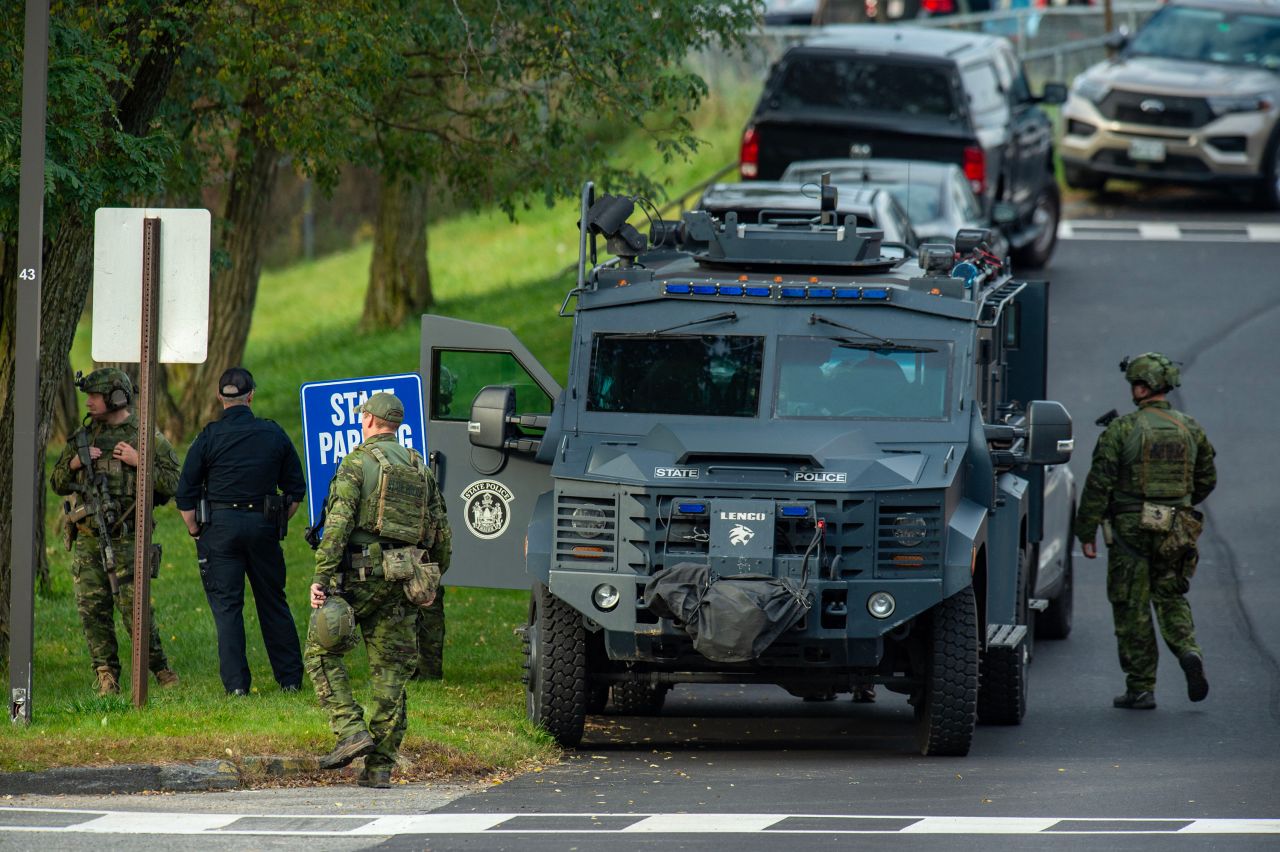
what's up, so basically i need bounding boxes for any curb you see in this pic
[0,755,321,796]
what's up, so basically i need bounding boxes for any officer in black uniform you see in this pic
[176,367,307,695]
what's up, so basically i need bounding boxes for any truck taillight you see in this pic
[921,0,955,13]
[739,127,759,179]
[963,146,986,195]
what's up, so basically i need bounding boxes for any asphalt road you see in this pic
[4,189,1279,851]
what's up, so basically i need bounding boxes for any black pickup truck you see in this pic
[740,24,1066,268]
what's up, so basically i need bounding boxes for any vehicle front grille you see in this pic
[1099,91,1212,129]
[554,493,618,565]
[875,502,944,575]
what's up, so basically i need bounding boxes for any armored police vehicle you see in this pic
[420,181,1076,756]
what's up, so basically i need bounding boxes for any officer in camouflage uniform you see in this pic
[305,393,452,787]
[50,368,181,696]
[1074,353,1216,710]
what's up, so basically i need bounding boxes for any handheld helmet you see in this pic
[309,596,357,653]
[1120,353,1181,393]
[76,368,133,411]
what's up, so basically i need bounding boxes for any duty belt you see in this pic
[347,543,412,580]
[210,500,262,511]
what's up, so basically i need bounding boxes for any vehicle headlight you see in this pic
[593,584,621,612]
[1071,76,1109,106]
[868,592,896,619]
[893,514,929,548]
[1207,93,1273,117]
[570,506,608,539]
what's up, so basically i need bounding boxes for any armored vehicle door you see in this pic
[420,316,560,589]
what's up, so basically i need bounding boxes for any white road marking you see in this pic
[2,808,1278,836]
[1059,220,1280,242]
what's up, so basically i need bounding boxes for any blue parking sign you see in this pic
[299,373,426,526]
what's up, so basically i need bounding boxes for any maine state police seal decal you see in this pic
[461,479,514,540]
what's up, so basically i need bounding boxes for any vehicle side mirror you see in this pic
[991,202,1019,226]
[1025,400,1073,465]
[469,385,516,451]
[1040,82,1067,105]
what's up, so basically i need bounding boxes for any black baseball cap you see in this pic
[218,367,255,398]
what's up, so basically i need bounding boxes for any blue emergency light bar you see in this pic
[779,504,810,518]
[662,283,893,302]
[676,502,707,515]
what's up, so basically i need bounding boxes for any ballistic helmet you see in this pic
[1121,352,1180,393]
[76,369,133,411]
[309,596,357,652]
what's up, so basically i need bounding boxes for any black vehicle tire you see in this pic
[914,586,979,756]
[1037,505,1076,640]
[525,583,587,747]
[1063,162,1106,192]
[586,683,610,714]
[1253,128,1280,210]
[610,681,670,716]
[1011,181,1060,270]
[978,551,1030,726]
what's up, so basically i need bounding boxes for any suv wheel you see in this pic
[1064,163,1106,192]
[1255,130,1280,210]
[1011,182,1060,270]
[525,583,587,747]
[914,587,979,756]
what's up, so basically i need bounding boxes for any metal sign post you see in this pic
[9,0,50,726]
[130,218,161,707]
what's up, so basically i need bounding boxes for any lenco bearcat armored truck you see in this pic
[419,181,1076,756]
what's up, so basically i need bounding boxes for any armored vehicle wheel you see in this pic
[978,552,1030,726]
[610,681,670,716]
[1037,507,1075,640]
[914,586,979,756]
[525,583,587,747]
[586,682,610,714]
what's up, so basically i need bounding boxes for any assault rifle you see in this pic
[65,430,121,587]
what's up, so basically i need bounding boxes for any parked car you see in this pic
[1060,0,1280,207]
[781,158,1012,258]
[697,182,920,252]
[739,24,1066,267]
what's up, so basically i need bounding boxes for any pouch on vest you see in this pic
[1158,507,1204,562]
[381,545,419,582]
[404,558,441,607]
[361,445,429,544]
[1139,501,1176,533]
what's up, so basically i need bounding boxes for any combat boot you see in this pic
[317,730,375,770]
[1113,690,1156,710]
[95,666,119,696]
[155,669,180,688]
[1179,651,1209,702]
[357,766,392,788]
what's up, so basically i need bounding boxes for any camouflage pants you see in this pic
[415,585,445,679]
[71,536,169,681]
[1107,515,1200,694]
[304,579,416,771]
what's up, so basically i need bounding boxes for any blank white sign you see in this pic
[92,208,211,364]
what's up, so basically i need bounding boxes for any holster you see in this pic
[264,494,287,540]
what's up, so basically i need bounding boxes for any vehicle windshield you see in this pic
[772,57,961,120]
[1129,6,1280,68]
[775,336,952,419]
[587,334,764,417]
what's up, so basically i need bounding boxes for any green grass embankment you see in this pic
[1,90,756,777]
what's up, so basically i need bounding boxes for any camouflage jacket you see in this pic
[312,432,452,588]
[50,413,181,538]
[1074,400,1216,544]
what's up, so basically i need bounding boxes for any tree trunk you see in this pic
[51,359,80,445]
[361,172,432,330]
[177,125,280,431]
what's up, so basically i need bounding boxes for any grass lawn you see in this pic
[0,88,756,777]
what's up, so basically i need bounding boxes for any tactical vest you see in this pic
[353,441,431,545]
[1120,406,1195,503]
[76,426,137,537]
